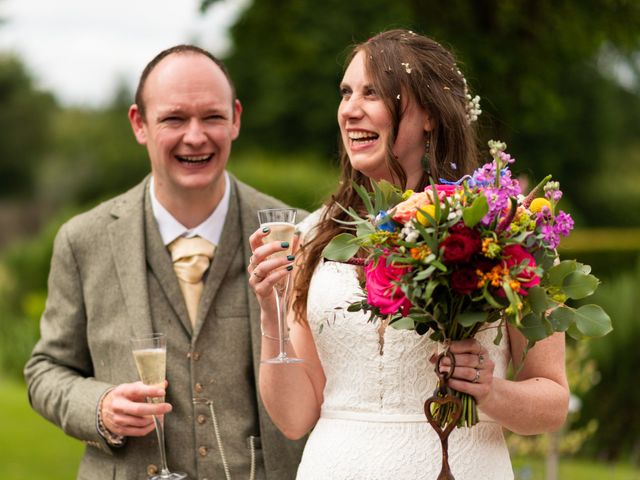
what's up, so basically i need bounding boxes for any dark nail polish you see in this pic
[286,265,293,271]
[281,241,289,248]
[287,255,295,261]
[262,227,270,233]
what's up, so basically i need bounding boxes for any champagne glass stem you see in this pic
[274,280,288,357]
[152,415,172,478]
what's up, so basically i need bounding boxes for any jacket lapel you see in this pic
[107,178,154,339]
[143,191,193,336]
[194,179,243,338]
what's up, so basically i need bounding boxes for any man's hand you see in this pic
[101,381,172,437]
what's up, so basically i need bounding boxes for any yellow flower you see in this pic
[529,197,552,214]
[416,204,437,226]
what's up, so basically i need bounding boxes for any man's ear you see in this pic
[128,104,147,145]
[231,99,242,140]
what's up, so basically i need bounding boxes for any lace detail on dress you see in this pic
[295,209,514,480]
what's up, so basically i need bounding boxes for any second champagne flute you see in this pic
[258,208,303,364]
[131,333,187,480]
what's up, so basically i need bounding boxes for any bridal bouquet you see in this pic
[323,140,612,427]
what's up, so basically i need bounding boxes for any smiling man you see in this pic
[25,45,305,480]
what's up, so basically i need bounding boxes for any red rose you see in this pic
[365,256,412,316]
[499,244,540,295]
[439,225,481,264]
[451,266,480,295]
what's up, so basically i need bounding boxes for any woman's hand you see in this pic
[430,338,495,406]
[247,227,298,325]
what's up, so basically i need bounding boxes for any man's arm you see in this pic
[24,223,117,452]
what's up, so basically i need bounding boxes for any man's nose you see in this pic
[183,119,207,145]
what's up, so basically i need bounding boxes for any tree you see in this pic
[0,55,56,197]
[201,0,640,226]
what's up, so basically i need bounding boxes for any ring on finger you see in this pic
[478,353,485,366]
[472,368,481,383]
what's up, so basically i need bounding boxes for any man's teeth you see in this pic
[177,154,211,163]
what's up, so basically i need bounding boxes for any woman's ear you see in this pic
[423,111,435,133]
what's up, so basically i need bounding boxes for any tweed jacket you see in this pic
[24,174,306,480]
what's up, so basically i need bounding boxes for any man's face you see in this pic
[129,52,241,207]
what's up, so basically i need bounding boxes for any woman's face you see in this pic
[337,50,433,188]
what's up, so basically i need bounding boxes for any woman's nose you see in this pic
[339,96,364,120]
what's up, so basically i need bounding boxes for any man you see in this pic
[24,45,305,480]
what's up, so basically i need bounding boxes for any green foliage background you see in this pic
[0,0,639,472]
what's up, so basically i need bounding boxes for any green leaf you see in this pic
[322,233,359,261]
[574,304,613,338]
[462,194,489,228]
[547,305,575,332]
[527,285,552,314]
[356,221,375,237]
[562,272,600,299]
[519,313,550,343]
[546,260,578,286]
[457,311,486,327]
[353,182,374,215]
[390,316,415,330]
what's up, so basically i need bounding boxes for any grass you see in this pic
[512,457,640,479]
[0,377,83,480]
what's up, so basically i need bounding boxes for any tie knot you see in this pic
[168,236,216,262]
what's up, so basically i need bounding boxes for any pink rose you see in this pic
[365,256,412,316]
[425,184,458,198]
[499,244,540,296]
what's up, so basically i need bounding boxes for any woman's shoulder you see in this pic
[296,206,327,239]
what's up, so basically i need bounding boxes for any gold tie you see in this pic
[168,236,216,327]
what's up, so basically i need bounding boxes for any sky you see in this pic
[0,0,249,107]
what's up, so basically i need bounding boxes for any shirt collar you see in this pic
[149,172,230,246]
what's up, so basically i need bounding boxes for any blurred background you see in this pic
[0,1,639,479]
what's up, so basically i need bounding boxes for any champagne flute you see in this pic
[258,208,303,364]
[131,333,187,480]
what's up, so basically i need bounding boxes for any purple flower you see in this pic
[555,210,574,236]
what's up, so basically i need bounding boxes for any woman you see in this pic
[248,30,569,480]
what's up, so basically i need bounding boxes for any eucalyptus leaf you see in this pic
[527,286,552,314]
[546,260,577,286]
[574,304,613,337]
[322,233,359,261]
[391,316,415,330]
[547,305,575,332]
[356,221,376,237]
[457,311,486,327]
[462,194,489,228]
[520,313,549,343]
[562,272,600,299]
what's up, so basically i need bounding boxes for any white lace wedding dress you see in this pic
[295,211,514,480]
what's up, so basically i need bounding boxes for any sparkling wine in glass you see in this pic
[131,333,187,480]
[258,208,303,364]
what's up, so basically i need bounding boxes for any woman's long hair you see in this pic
[294,29,480,320]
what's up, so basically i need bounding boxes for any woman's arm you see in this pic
[441,328,569,435]
[248,228,326,439]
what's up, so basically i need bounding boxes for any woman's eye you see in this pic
[339,87,352,98]
[364,88,377,98]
